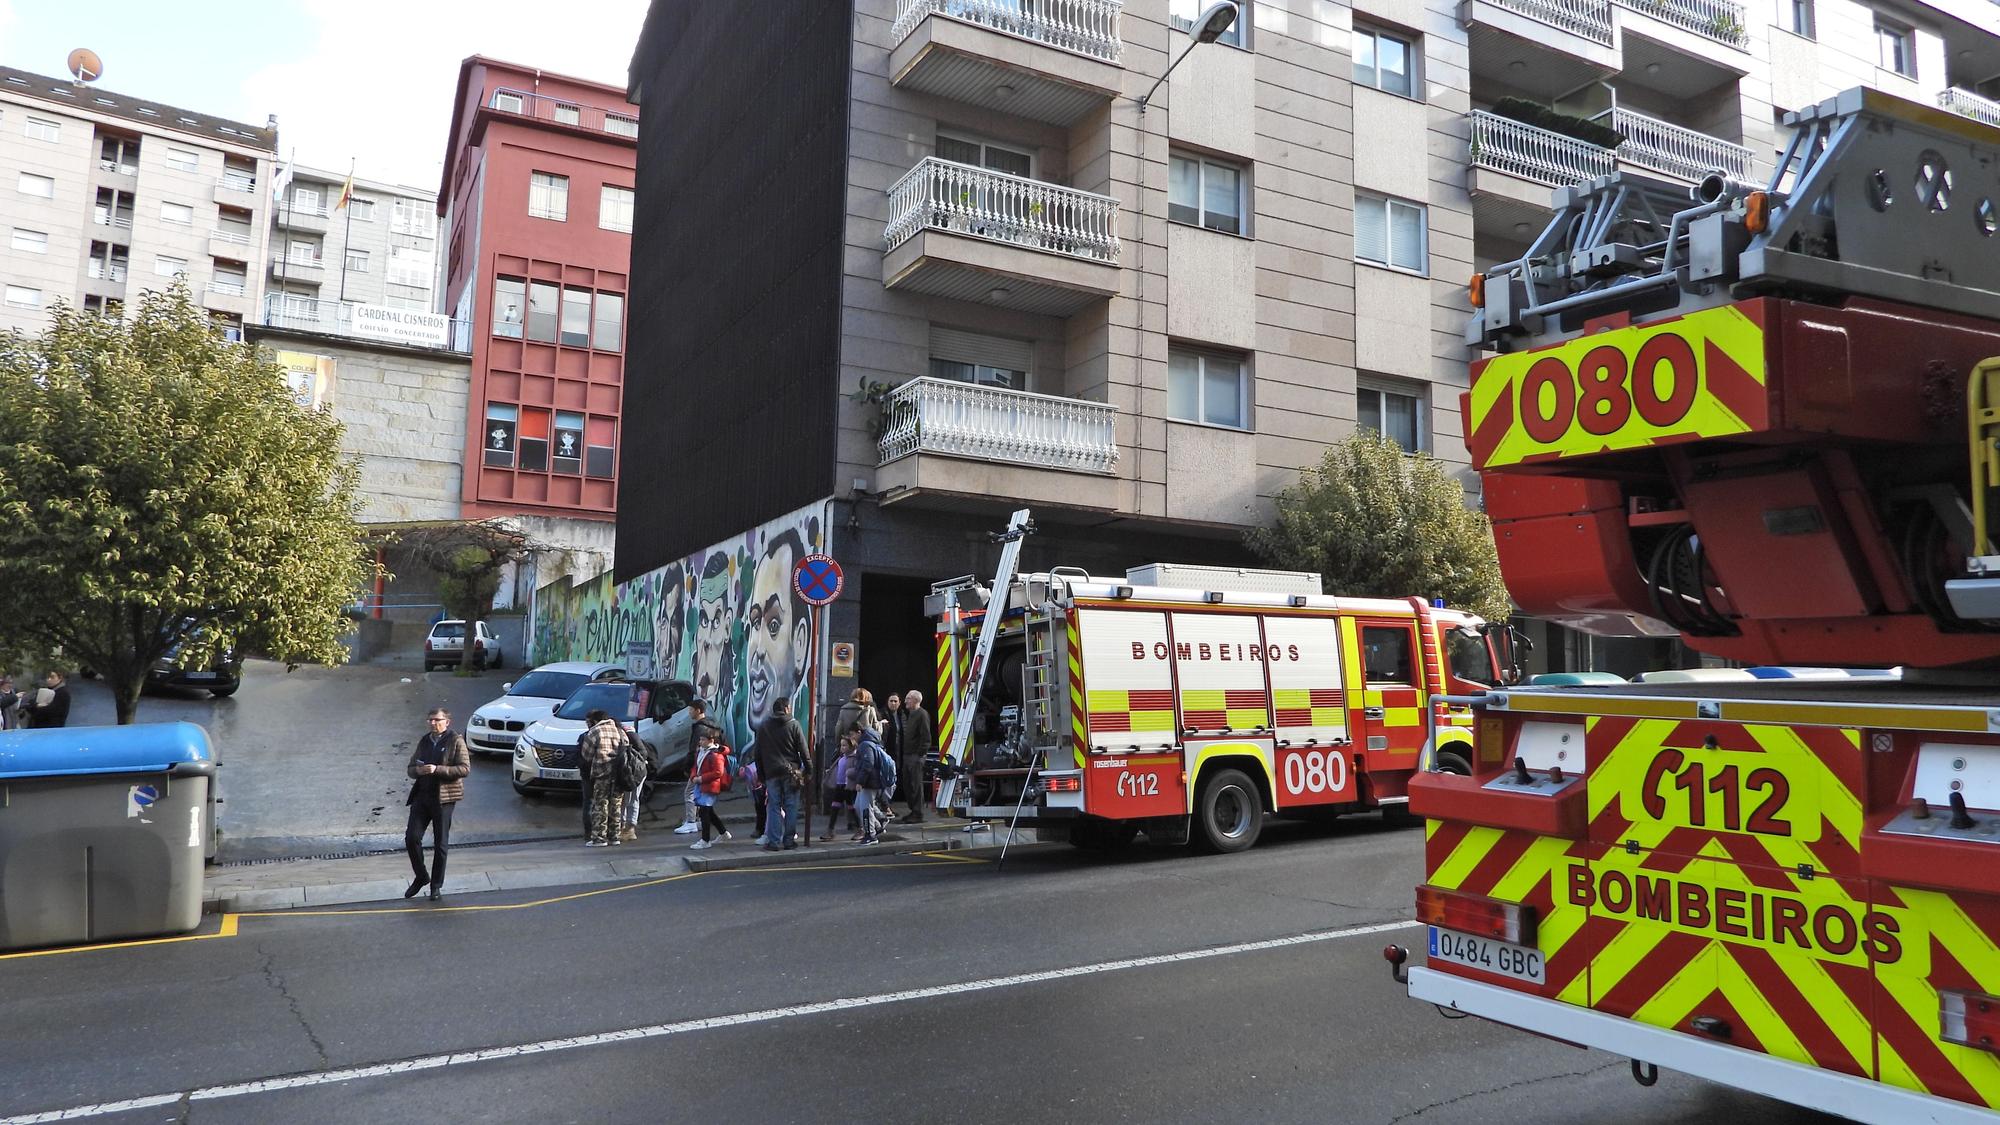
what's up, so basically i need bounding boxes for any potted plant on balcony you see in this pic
[1708,11,1745,42]
[846,375,918,447]
[1490,97,1626,149]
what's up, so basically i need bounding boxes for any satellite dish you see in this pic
[67,48,103,84]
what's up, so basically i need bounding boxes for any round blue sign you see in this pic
[794,553,843,606]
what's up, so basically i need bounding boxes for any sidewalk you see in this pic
[202,801,1042,913]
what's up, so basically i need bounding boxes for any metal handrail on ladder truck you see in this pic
[1392,87,2000,1123]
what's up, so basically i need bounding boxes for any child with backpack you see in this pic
[688,726,733,850]
[851,726,897,846]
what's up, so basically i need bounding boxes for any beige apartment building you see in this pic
[261,164,443,339]
[0,64,277,339]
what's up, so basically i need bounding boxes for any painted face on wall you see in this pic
[692,554,733,709]
[744,532,809,728]
[653,564,688,683]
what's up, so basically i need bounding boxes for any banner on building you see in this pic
[274,350,335,410]
[350,303,452,349]
[532,499,831,753]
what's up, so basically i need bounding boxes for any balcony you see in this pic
[259,294,472,353]
[883,158,1120,316]
[275,203,330,233]
[1941,88,2000,130]
[213,176,259,207]
[201,284,251,318]
[1611,0,1748,49]
[1609,107,1751,180]
[270,255,325,282]
[487,88,638,141]
[1465,0,1616,102]
[208,227,255,262]
[874,377,1123,512]
[889,0,1122,127]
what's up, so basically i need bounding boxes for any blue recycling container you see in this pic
[0,722,218,950]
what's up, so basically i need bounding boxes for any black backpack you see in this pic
[615,730,653,792]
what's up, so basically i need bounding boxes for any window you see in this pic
[1447,629,1499,688]
[604,115,638,138]
[1781,0,1815,38]
[529,172,569,220]
[560,287,592,347]
[1357,376,1429,452]
[1170,0,1245,47]
[4,285,42,309]
[345,249,370,273]
[599,185,634,233]
[493,91,523,113]
[293,186,322,214]
[387,245,433,288]
[483,403,517,467]
[494,277,526,338]
[586,433,615,478]
[518,409,550,472]
[288,240,318,264]
[390,199,434,237]
[553,411,584,473]
[1353,25,1416,97]
[936,133,1032,177]
[11,228,47,253]
[526,281,559,342]
[554,103,580,125]
[592,292,623,350]
[17,172,54,199]
[159,201,194,226]
[929,325,1032,389]
[281,292,314,317]
[349,198,375,221]
[212,264,247,295]
[1875,18,1915,78]
[1168,153,1244,235]
[154,254,188,278]
[1362,626,1414,684]
[1168,348,1248,429]
[25,116,59,143]
[165,147,200,173]
[1355,192,1428,273]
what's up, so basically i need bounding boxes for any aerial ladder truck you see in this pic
[1393,87,2000,1122]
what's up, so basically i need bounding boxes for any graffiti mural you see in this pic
[530,500,829,753]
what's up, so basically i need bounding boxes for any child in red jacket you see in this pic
[688,727,734,850]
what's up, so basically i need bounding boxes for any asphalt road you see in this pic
[50,660,583,859]
[0,817,1839,1125]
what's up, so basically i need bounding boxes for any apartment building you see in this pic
[261,164,442,339]
[598,0,1999,695]
[435,57,640,592]
[0,64,277,339]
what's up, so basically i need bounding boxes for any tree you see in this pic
[397,521,532,675]
[1247,431,1511,621]
[0,285,371,723]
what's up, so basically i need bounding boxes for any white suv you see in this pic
[424,619,505,671]
[467,661,626,755]
[512,679,696,795]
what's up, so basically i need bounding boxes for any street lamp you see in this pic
[1137,2,1240,112]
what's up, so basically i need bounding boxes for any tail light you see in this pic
[1744,190,1770,234]
[1043,775,1082,793]
[1941,990,2000,1053]
[1417,884,1537,945]
[1468,272,1486,309]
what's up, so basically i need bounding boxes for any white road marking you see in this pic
[2,919,1417,1123]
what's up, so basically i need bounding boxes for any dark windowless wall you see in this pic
[617,0,851,580]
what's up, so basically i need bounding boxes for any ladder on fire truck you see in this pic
[934,508,1034,812]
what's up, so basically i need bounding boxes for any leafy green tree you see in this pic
[1248,431,1511,621]
[0,285,370,723]
[398,522,531,675]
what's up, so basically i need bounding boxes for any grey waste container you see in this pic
[0,722,217,950]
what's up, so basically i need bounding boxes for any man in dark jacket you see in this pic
[0,674,17,731]
[405,707,471,901]
[899,690,934,821]
[23,671,71,729]
[754,697,810,851]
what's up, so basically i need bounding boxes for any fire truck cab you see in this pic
[929,562,1513,853]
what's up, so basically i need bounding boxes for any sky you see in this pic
[0,0,649,190]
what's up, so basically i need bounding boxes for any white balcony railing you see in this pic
[1611,107,1752,180]
[1941,88,2000,130]
[885,157,1120,264]
[488,87,638,139]
[211,227,253,245]
[260,294,473,353]
[1469,111,1617,186]
[209,279,247,296]
[892,0,1122,63]
[1484,0,1614,44]
[877,377,1119,474]
[218,173,257,194]
[1612,0,1748,46]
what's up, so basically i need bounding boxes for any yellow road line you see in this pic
[0,914,240,961]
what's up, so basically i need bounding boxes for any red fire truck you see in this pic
[1396,88,2000,1122]
[928,550,1512,853]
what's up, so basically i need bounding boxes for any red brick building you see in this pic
[438,57,636,526]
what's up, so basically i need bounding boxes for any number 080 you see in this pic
[1520,336,1699,443]
[1283,750,1346,795]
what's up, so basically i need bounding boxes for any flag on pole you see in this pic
[336,164,355,210]
[270,159,294,204]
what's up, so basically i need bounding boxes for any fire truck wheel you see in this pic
[1434,748,1472,776]
[1194,768,1263,854]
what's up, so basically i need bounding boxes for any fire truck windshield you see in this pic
[1447,627,1500,687]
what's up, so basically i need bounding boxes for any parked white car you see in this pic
[466,661,627,755]
[424,619,505,671]
[512,678,697,795]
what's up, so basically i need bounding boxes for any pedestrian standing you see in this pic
[617,723,655,844]
[675,700,720,836]
[687,727,733,850]
[821,731,857,842]
[404,708,470,901]
[852,725,897,846]
[835,687,880,740]
[22,670,70,729]
[0,675,17,731]
[899,690,934,822]
[581,709,626,847]
[753,696,810,851]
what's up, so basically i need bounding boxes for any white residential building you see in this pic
[261,164,442,338]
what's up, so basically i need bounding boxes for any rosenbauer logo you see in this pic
[1564,862,1909,967]
[1130,641,1303,664]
